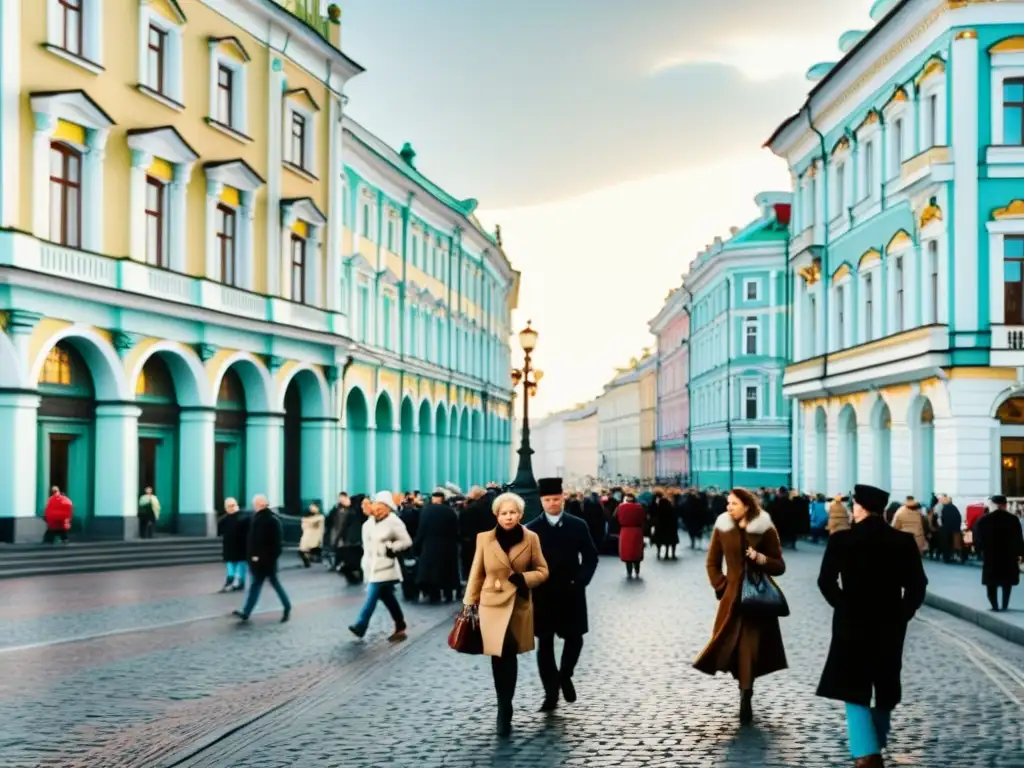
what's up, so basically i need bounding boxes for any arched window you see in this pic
[41,346,73,386]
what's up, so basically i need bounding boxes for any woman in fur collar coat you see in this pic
[693,487,788,725]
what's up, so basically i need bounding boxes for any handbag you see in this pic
[447,605,483,655]
[739,563,790,619]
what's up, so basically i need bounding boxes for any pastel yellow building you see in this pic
[0,0,518,542]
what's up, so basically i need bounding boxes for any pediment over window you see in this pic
[855,109,880,136]
[204,159,265,192]
[127,126,199,164]
[30,89,115,130]
[208,35,250,62]
[830,135,850,157]
[284,88,321,113]
[146,0,187,25]
[377,268,401,287]
[281,197,326,227]
[346,253,374,273]
[915,56,946,87]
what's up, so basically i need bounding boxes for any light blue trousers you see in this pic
[845,703,891,759]
[225,561,247,584]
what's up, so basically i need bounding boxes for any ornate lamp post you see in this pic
[510,321,544,521]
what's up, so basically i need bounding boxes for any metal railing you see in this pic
[271,0,331,41]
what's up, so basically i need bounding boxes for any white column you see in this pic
[301,420,334,508]
[366,425,377,493]
[889,419,913,501]
[204,179,223,280]
[129,149,151,262]
[93,404,141,538]
[241,191,256,291]
[826,407,840,496]
[857,410,875,486]
[306,225,322,307]
[802,406,818,491]
[814,286,826,355]
[168,163,191,273]
[178,410,216,535]
[905,245,921,328]
[0,0,21,227]
[31,112,57,238]
[85,128,108,253]
[0,393,40,541]
[266,57,285,296]
[952,30,980,334]
[326,94,343,312]
[792,276,804,359]
[246,414,283,509]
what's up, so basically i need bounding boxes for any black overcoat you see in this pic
[458,495,494,579]
[816,515,928,710]
[413,503,461,590]
[218,513,250,562]
[581,497,606,548]
[652,497,680,547]
[247,509,284,577]
[526,512,599,638]
[975,509,1024,586]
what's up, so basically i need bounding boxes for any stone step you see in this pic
[0,539,222,563]
[0,552,226,580]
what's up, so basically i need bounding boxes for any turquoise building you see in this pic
[767,0,1024,507]
[684,193,793,491]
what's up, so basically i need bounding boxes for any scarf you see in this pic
[494,523,524,553]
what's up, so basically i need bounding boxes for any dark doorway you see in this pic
[283,381,302,515]
[48,435,71,491]
[214,442,229,514]
[139,437,159,491]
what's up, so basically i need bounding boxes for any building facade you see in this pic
[686,194,793,490]
[596,354,654,484]
[563,402,599,488]
[650,287,690,482]
[767,0,1024,506]
[0,0,516,542]
[528,408,569,481]
[639,355,657,482]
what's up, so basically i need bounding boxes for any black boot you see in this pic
[740,689,753,724]
[496,699,513,737]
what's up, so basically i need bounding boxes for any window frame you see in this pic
[744,445,760,470]
[282,97,318,175]
[147,23,167,96]
[743,279,759,302]
[894,255,905,333]
[48,141,83,249]
[991,59,1024,148]
[743,316,758,355]
[216,203,238,287]
[59,0,83,57]
[290,233,307,304]
[928,239,940,325]
[289,111,307,170]
[144,175,168,268]
[1003,77,1024,147]
[1004,235,1024,326]
[744,385,758,420]
[864,272,874,341]
[217,63,234,128]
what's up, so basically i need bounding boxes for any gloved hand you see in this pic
[508,573,526,589]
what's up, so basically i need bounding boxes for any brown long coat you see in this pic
[693,511,788,689]
[463,527,550,657]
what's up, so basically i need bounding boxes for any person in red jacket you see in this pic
[616,495,646,579]
[43,486,73,544]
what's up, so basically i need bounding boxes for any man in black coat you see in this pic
[581,492,606,549]
[458,486,494,582]
[975,495,1024,611]
[217,497,250,592]
[526,477,599,712]
[414,491,461,603]
[234,494,292,623]
[816,483,927,767]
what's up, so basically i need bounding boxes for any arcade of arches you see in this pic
[0,334,512,541]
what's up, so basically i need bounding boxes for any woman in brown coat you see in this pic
[464,492,549,737]
[693,487,787,725]
[828,495,851,535]
[891,498,927,555]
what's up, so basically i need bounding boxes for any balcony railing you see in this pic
[272,0,332,41]
[1,233,349,339]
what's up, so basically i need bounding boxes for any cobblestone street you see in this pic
[1,549,1022,767]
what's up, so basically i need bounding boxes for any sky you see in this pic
[339,0,877,417]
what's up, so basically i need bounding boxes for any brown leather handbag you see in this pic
[448,605,483,655]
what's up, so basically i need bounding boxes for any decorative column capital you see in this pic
[2,310,44,336]
[111,331,139,357]
[33,112,57,136]
[194,343,218,362]
[265,354,285,372]
[87,127,110,153]
[206,179,225,198]
[175,162,195,185]
[324,364,339,385]
[131,149,153,169]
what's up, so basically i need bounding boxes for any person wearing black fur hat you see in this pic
[816,484,928,768]
[526,476,599,712]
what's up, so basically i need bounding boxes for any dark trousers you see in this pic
[491,632,518,708]
[138,513,155,539]
[42,529,68,544]
[536,632,584,696]
[241,567,291,617]
[625,561,641,577]
[422,586,456,603]
[987,583,1013,611]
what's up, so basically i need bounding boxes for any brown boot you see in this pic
[854,755,884,768]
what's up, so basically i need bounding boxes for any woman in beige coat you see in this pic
[892,498,927,554]
[464,492,549,737]
[827,495,851,535]
[298,503,325,567]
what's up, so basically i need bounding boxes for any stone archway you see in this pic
[837,404,858,494]
[375,393,396,493]
[282,366,330,515]
[400,397,415,491]
[345,388,370,495]
[418,400,433,492]
[996,395,1024,497]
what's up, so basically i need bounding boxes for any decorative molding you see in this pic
[920,199,943,228]
[915,56,947,86]
[2,310,44,335]
[111,331,138,356]
[993,200,1024,220]
[859,249,882,269]
[886,230,913,252]
[990,36,1024,54]
[324,364,339,384]
[797,260,821,286]
[832,264,852,284]
[954,29,978,41]
[194,343,217,362]
[265,355,285,372]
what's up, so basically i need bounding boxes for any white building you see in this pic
[564,403,600,488]
[529,409,571,480]
[597,354,655,484]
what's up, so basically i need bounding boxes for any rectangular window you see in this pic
[836,162,845,214]
[290,112,306,169]
[893,118,904,172]
[1004,79,1024,146]
[412,236,419,268]
[386,220,394,252]
[745,280,758,301]
[927,94,938,148]
[864,141,875,196]
[808,177,816,225]
[865,273,874,341]
[147,24,166,94]
[145,177,166,268]
[1004,236,1024,325]
[808,294,817,355]
[744,318,757,355]
[290,234,306,304]
[361,203,370,238]
[357,286,370,342]
[217,64,234,127]
[895,256,904,332]
[59,0,83,56]
[836,284,845,346]
[928,240,939,325]
[216,204,237,287]
[745,386,758,420]
[48,142,81,248]
[383,296,393,350]
[745,446,759,470]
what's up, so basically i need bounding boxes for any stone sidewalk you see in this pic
[921,558,1024,646]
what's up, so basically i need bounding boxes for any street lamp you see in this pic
[511,320,543,521]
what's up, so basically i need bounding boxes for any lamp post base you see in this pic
[511,448,541,522]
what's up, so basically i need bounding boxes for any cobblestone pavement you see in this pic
[2,550,1023,767]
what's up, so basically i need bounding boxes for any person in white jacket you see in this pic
[349,491,413,642]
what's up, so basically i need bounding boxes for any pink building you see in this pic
[649,287,690,482]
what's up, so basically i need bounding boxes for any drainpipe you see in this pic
[782,221,794,489]
[806,105,832,389]
[726,277,734,490]
[681,283,694,487]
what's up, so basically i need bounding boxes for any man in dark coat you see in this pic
[458,486,494,582]
[337,494,367,584]
[413,491,461,603]
[937,495,963,563]
[234,494,292,623]
[526,477,599,712]
[217,497,250,592]
[816,483,927,767]
[581,492,606,549]
[975,495,1024,612]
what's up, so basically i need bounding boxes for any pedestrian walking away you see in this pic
[298,503,325,567]
[463,492,550,737]
[234,494,291,623]
[526,477,599,713]
[217,497,250,592]
[816,484,927,767]
[349,491,413,641]
[137,486,160,539]
[414,490,462,603]
[42,486,72,544]
[616,496,646,579]
[974,494,1024,612]
[337,494,368,584]
[693,487,788,726]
